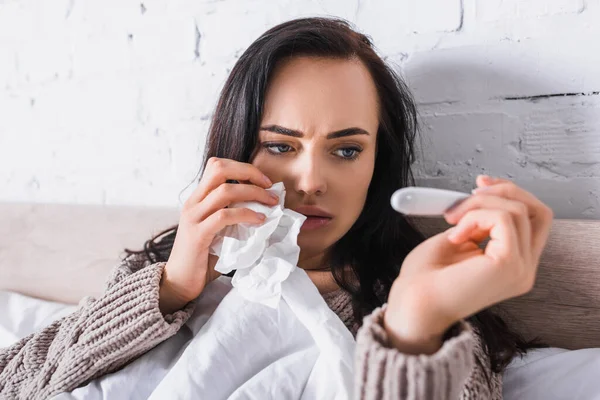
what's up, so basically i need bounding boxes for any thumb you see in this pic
[427,228,481,264]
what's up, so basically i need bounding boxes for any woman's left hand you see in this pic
[383,175,554,354]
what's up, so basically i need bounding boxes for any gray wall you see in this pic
[1,0,598,218]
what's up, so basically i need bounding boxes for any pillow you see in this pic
[0,290,76,348]
[503,347,600,399]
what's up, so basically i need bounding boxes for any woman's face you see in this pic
[252,56,379,269]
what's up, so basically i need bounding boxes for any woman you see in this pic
[0,17,553,399]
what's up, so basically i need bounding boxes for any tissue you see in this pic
[209,182,306,308]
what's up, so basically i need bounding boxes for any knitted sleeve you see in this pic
[0,255,195,400]
[354,304,502,399]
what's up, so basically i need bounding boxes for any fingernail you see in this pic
[447,227,459,241]
[263,175,273,187]
[257,213,266,220]
[269,192,279,201]
[472,187,490,195]
[481,175,496,184]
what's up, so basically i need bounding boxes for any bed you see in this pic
[2,202,600,398]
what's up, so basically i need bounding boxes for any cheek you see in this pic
[338,156,375,217]
[251,153,283,181]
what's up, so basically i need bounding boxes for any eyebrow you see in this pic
[260,124,370,139]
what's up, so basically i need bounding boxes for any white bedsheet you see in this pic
[503,346,600,399]
[0,268,356,400]
[6,277,598,399]
[0,290,78,347]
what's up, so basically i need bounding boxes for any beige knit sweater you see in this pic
[0,255,501,399]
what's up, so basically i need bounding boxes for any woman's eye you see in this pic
[265,143,293,154]
[334,147,361,160]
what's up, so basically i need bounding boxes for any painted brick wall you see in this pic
[1,0,599,218]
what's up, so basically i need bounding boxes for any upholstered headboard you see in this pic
[1,201,598,350]
[413,217,600,350]
[0,202,179,304]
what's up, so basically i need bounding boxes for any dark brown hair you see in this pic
[125,17,546,380]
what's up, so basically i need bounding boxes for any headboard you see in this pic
[1,201,598,350]
[413,217,600,350]
[0,202,179,304]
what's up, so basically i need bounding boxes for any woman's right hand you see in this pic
[158,157,278,315]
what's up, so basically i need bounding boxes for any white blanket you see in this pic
[0,290,78,346]
[5,281,600,399]
[1,267,356,400]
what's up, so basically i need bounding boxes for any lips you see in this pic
[294,206,333,231]
[301,216,332,230]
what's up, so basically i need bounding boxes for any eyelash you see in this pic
[262,143,363,161]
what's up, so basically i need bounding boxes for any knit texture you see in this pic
[323,290,501,400]
[0,256,500,399]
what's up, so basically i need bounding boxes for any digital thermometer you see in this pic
[391,187,470,216]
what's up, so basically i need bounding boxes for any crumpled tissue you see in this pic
[209,182,306,308]
[53,182,356,400]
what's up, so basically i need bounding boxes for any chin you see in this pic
[296,235,318,252]
[297,236,323,253]
[297,233,337,260]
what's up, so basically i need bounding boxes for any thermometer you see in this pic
[391,187,470,216]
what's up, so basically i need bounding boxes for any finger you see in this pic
[185,158,273,209]
[475,174,510,188]
[448,225,490,244]
[470,181,553,259]
[434,212,528,318]
[476,174,497,188]
[188,183,279,223]
[440,230,484,263]
[404,230,483,276]
[472,180,541,218]
[199,208,266,238]
[456,239,481,252]
[445,193,530,223]
[447,209,522,262]
[444,193,531,254]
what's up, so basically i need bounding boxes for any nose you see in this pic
[292,151,327,196]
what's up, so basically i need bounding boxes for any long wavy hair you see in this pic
[125,17,545,378]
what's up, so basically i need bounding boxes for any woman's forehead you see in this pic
[261,56,379,137]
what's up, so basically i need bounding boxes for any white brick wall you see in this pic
[1,0,600,218]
